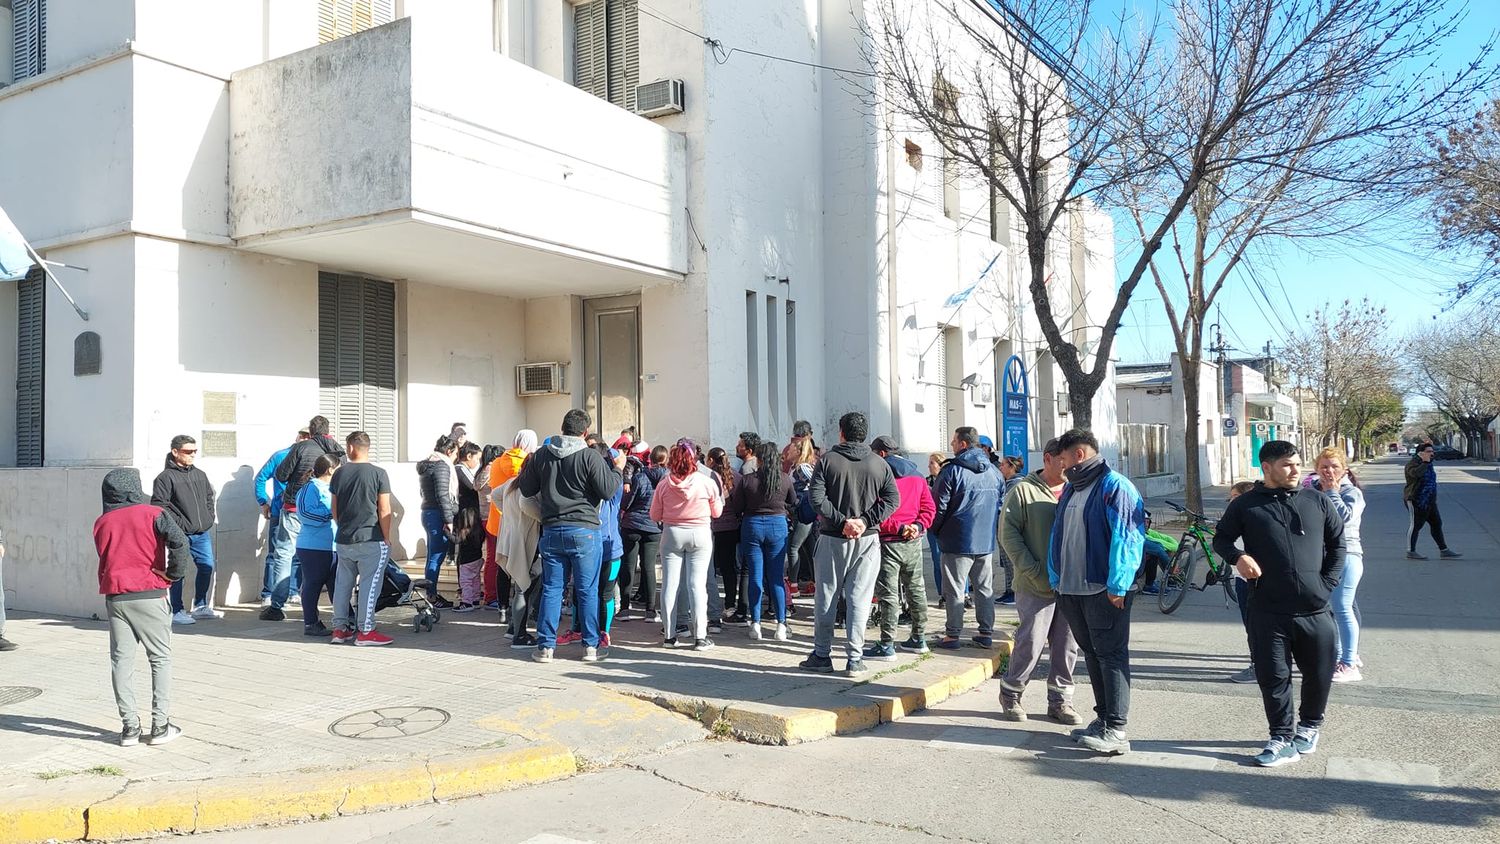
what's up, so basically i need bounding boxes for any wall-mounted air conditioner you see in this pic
[516,362,566,397]
[635,79,686,118]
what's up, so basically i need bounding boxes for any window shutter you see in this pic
[574,1,608,101]
[606,0,639,111]
[319,273,398,462]
[11,0,45,82]
[318,0,392,44]
[16,267,45,467]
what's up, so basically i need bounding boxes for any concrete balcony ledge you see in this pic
[229,16,687,296]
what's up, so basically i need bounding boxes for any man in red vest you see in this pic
[95,468,191,747]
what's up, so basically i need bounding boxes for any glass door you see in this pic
[583,295,642,441]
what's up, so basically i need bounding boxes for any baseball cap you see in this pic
[978,435,995,449]
[870,435,900,453]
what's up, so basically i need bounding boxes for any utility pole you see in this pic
[1209,310,1233,485]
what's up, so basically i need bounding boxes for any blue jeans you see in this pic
[741,515,789,623]
[261,504,301,600]
[170,532,216,613]
[420,508,450,597]
[536,524,603,649]
[1332,552,1363,665]
[265,509,302,609]
[927,532,942,597]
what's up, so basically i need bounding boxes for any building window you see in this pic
[786,300,798,421]
[934,77,960,222]
[73,331,101,376]
[745,290,760,428]
[8,0,46,84]
[574,0,639,111]
[318,272,398,461]
[318,0,395,44]
[989,130,1011,247]
[16,267,44,467]
[766,295,780,425]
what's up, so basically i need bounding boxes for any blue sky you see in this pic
[1108,0,1497,366]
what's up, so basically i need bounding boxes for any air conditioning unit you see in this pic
[516,362,566,397]
[635,79,686,118]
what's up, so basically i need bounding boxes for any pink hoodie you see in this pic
[649,471,724,527]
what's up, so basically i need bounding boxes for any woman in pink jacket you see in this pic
[650,439,724,650]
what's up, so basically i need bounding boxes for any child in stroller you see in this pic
[374,562,442,633]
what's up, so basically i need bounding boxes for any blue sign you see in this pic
[1001,355,1030,473]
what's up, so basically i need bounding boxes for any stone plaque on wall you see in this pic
[201,430,237,458]
[203,391,237,425]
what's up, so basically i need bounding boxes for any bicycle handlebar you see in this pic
[1163,499,1211,523]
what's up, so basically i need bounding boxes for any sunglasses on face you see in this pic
[178,449,198,455]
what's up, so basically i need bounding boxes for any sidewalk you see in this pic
[0,589,1013,843]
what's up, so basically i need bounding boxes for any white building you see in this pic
[0,0,1117,617]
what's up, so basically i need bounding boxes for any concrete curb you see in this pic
[626,641,1012,745]
[0,743,577,844]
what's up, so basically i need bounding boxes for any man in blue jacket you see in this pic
[929,426,1002,650]
[254,430,308,607]
[1049,428,1145,756]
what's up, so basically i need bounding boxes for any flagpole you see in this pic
[23,242,89,321]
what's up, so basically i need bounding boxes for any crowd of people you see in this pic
[79,406,1461,766]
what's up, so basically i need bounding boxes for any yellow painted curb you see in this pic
[0,782,117,844]
[1,743,576,844]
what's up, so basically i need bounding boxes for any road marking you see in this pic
[1325,757,1441,787]
[927,726,1032,754]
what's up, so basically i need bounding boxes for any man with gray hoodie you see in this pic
[517,409,622,664]
[800,411,901,677]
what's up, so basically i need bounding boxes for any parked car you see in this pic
[1432,445,1465,460]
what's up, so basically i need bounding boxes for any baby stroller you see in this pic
[372,562,441,633]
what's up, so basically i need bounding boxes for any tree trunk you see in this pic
[1182,355,1204,513]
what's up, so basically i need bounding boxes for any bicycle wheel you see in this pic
[1158,537,1198,614]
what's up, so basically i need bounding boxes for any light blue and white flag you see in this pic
[943,252,1002,308]
[0,205,36,281]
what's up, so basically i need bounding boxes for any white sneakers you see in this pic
[171,611,196,625]
[748,622,762,640]
[774,623,790,642]
[190,606,224,620]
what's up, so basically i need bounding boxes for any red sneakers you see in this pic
[558,630,583,646]
[330,627,354,644]
[600,632,612,649]
[355,630,394,647]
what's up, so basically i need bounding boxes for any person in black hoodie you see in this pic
[268,415,346,620]
[800,411,900,677]
[1213,440,1346,769]
[151,435,219,626]
[517,409,622,663]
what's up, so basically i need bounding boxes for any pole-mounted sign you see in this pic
[1001,355,1030,474]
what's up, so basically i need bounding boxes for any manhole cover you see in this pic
[328,706,450,739]
[0,686,42,708]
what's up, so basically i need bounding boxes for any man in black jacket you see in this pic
[151,435,219,626]
[517,409,621,664]
[1213,440,1346,768]
[267,415,345,620]
[801,411,901,677]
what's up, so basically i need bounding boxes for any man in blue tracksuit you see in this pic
[255,430,309,605]
[929,426,1002,649]
[1048,428,1145,756]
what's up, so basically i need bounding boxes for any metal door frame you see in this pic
[582,294,642,437]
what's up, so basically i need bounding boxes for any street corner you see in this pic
[0,779,118,844]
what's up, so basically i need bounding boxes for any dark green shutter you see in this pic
[16,267,45,467]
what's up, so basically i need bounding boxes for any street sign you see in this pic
[1001,355,1029,474]
[1222,417,1238,437]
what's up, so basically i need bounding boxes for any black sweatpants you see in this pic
[712,528,742,615]
[1247,608,1336,739]
[1407,502,1448,552]
[620,529,660,613]
[1057,591,1134,729]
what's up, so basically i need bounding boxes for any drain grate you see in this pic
[328,706,450,739]
[0,686,43,708]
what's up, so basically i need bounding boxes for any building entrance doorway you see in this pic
[583,295,642,441]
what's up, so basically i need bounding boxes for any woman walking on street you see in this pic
[650,439,723,650]
[1313,447,1366,682]
[294,454,341,635]
[416,435,459,607]
[730,441,797,641]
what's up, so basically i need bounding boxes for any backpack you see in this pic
[792,466,816,525]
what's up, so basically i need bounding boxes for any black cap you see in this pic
[870,435,900,453]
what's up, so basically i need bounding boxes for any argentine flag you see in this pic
[0,205,35,281]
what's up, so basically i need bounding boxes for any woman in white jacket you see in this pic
[1311,447,1366,683]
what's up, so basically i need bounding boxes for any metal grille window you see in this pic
[317,0,395,44]
[318,273,397,462]
[16,267,44,467]
[10,0,46,83]
[573,0,639,111]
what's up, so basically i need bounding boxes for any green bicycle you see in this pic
[1157,500,1235,614]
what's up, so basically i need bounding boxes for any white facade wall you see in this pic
[0,0,1120,618]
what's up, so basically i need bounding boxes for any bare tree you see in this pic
[1430,98,1500,299]
[1283,299,1397,453]
[1406,307,1500,457]
[865,0,1165,426]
